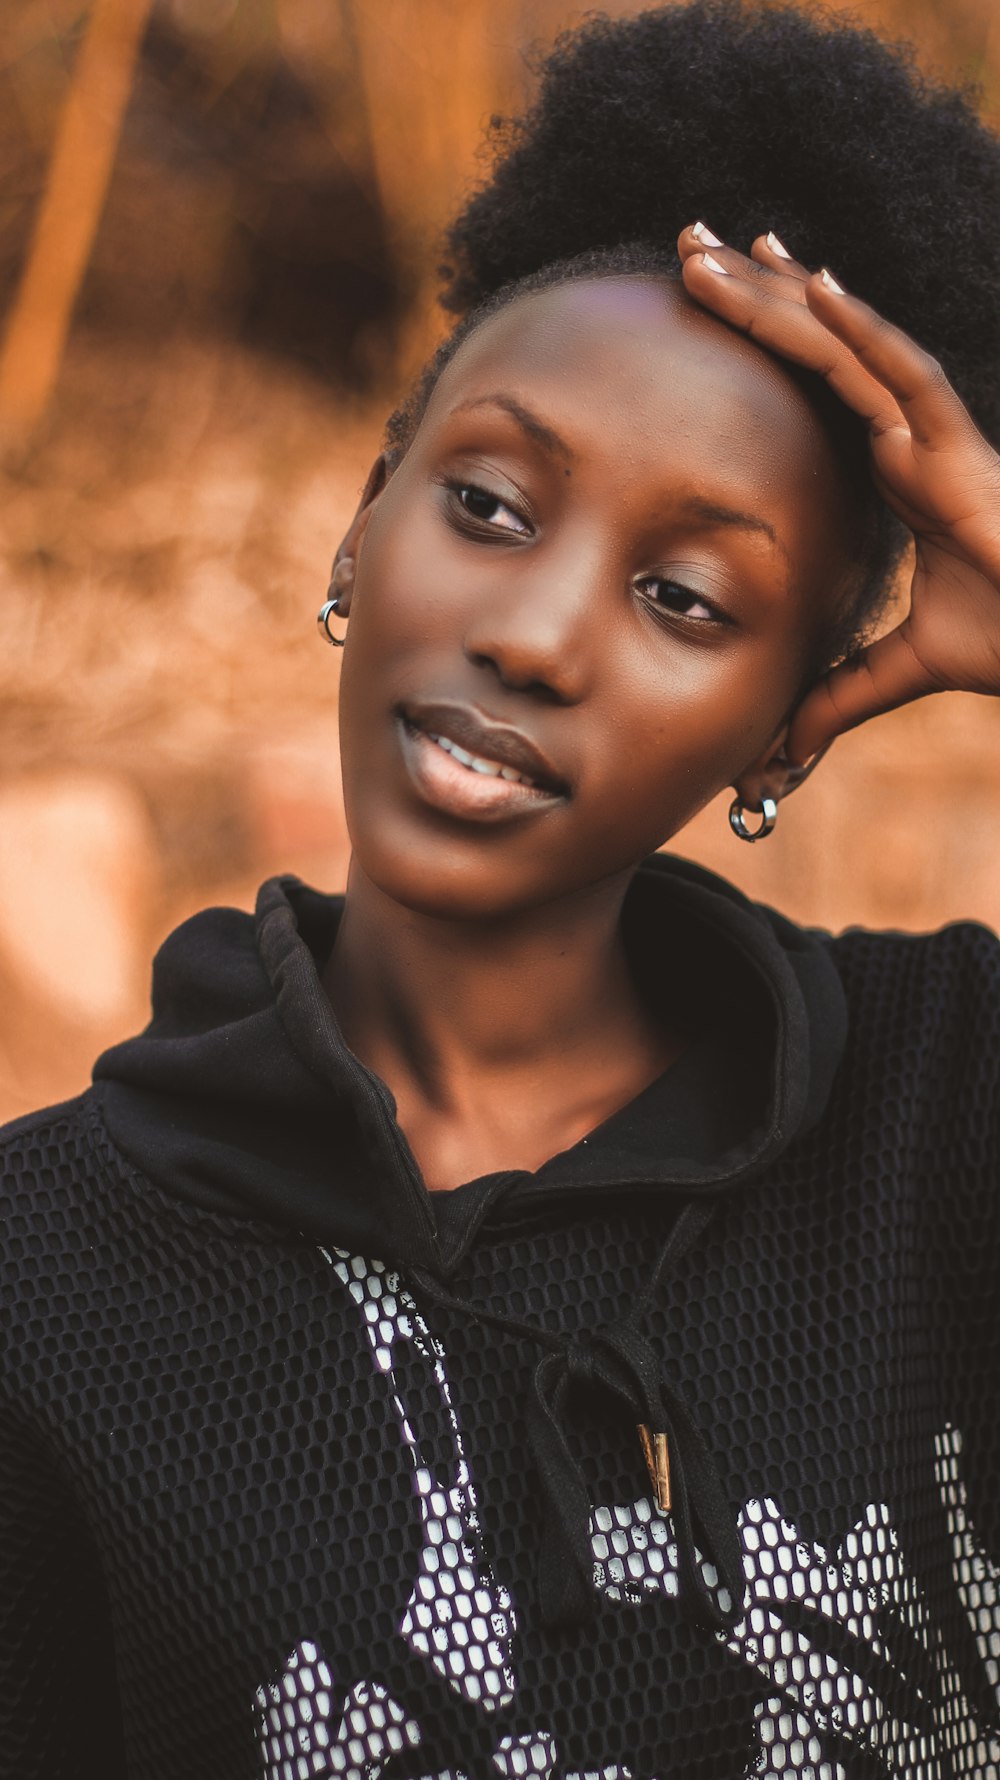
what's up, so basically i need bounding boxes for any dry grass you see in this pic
[0,332,376,843]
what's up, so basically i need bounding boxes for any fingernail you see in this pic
[766,230,792,259]
[820,267,845,294]
[692,220,724,247]
[701,253,730,275]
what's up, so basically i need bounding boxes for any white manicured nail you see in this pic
[702,253,730,275]
[766,231,793,259]
[820,267,845,293]
[692,220,724,247]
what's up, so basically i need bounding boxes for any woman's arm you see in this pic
[678,223,1000,763]
[1,1409,126,1777]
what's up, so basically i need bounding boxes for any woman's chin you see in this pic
[343,824,561,924]
[372,868,530,922]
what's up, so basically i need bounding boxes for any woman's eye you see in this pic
[452,482,530,535]
[637,577,723,623]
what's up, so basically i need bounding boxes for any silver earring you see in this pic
[317,593,347,647]
[729,794,777,842]
[317,559,353,647]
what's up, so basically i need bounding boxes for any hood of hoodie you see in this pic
[91,850,839,1281]
[93,852,847,1278]
[94,852,851,1629]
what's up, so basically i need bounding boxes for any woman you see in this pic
[3,3,1000,1775]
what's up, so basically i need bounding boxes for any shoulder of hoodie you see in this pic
[0,1090,94,1158]
[0,901,261,1188]
[0,902,260,1140]
[0,1093,109,1305]
[660,849,1000,1054]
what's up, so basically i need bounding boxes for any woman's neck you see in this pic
[323,861,682,1190]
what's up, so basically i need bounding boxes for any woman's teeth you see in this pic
[426,730,536,786]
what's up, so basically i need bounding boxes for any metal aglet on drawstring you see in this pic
[638,1423,672,1512]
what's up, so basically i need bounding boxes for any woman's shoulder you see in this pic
[660,848,1000,991]
[0,1093,107,1234]
[0,1091,157,1264]
[820,920,1000,1150]
[0,1097,108,1358]
[668,852,1000,1096]
[0,1091,95,1168]
[826,910,1000,1009]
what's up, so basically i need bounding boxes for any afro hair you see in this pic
[439,0,1000,444]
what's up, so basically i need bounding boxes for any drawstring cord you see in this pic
[409,1200,744,1632]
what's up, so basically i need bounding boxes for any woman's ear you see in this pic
[734,725,833,816]
[328,455,390,615]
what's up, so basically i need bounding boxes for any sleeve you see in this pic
[0,1407,127,1778]
[922,922,1000,1556]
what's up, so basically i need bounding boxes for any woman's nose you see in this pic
[462,552,600,703]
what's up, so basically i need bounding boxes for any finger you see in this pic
[681,249,908,435]
[804,271,976,449]
[749,230,810,292]
[787,622,939,763]
[678,224,808,308]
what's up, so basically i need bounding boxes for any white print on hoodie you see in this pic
[254,1254,1000,1780]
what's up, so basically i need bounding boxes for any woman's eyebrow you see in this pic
[679,496,785,557]
[451,393,575,463]
[448,399,785,556]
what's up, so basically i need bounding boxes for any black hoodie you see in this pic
[1,853,999,1779]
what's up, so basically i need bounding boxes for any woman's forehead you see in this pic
[425,274,843,499]
[438,275,780,393]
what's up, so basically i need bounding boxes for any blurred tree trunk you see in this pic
[0,0,154,442]
[341,0,522,376]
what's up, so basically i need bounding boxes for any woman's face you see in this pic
[337,275,863,920]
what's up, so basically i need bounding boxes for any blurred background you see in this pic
[1,0,999,1121]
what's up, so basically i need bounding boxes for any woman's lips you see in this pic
[398,717,566,823]
[400,698,566,791]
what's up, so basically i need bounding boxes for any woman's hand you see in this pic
[677,223,1000,765]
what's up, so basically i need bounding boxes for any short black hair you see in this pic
[384,1,1000,666]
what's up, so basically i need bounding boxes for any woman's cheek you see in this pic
[355,521,465,652]
[641,673,758,784]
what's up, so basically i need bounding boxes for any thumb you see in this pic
[787,622,938,765]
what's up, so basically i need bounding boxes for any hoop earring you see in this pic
[317,594,347,647]
[729,794,777,842]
